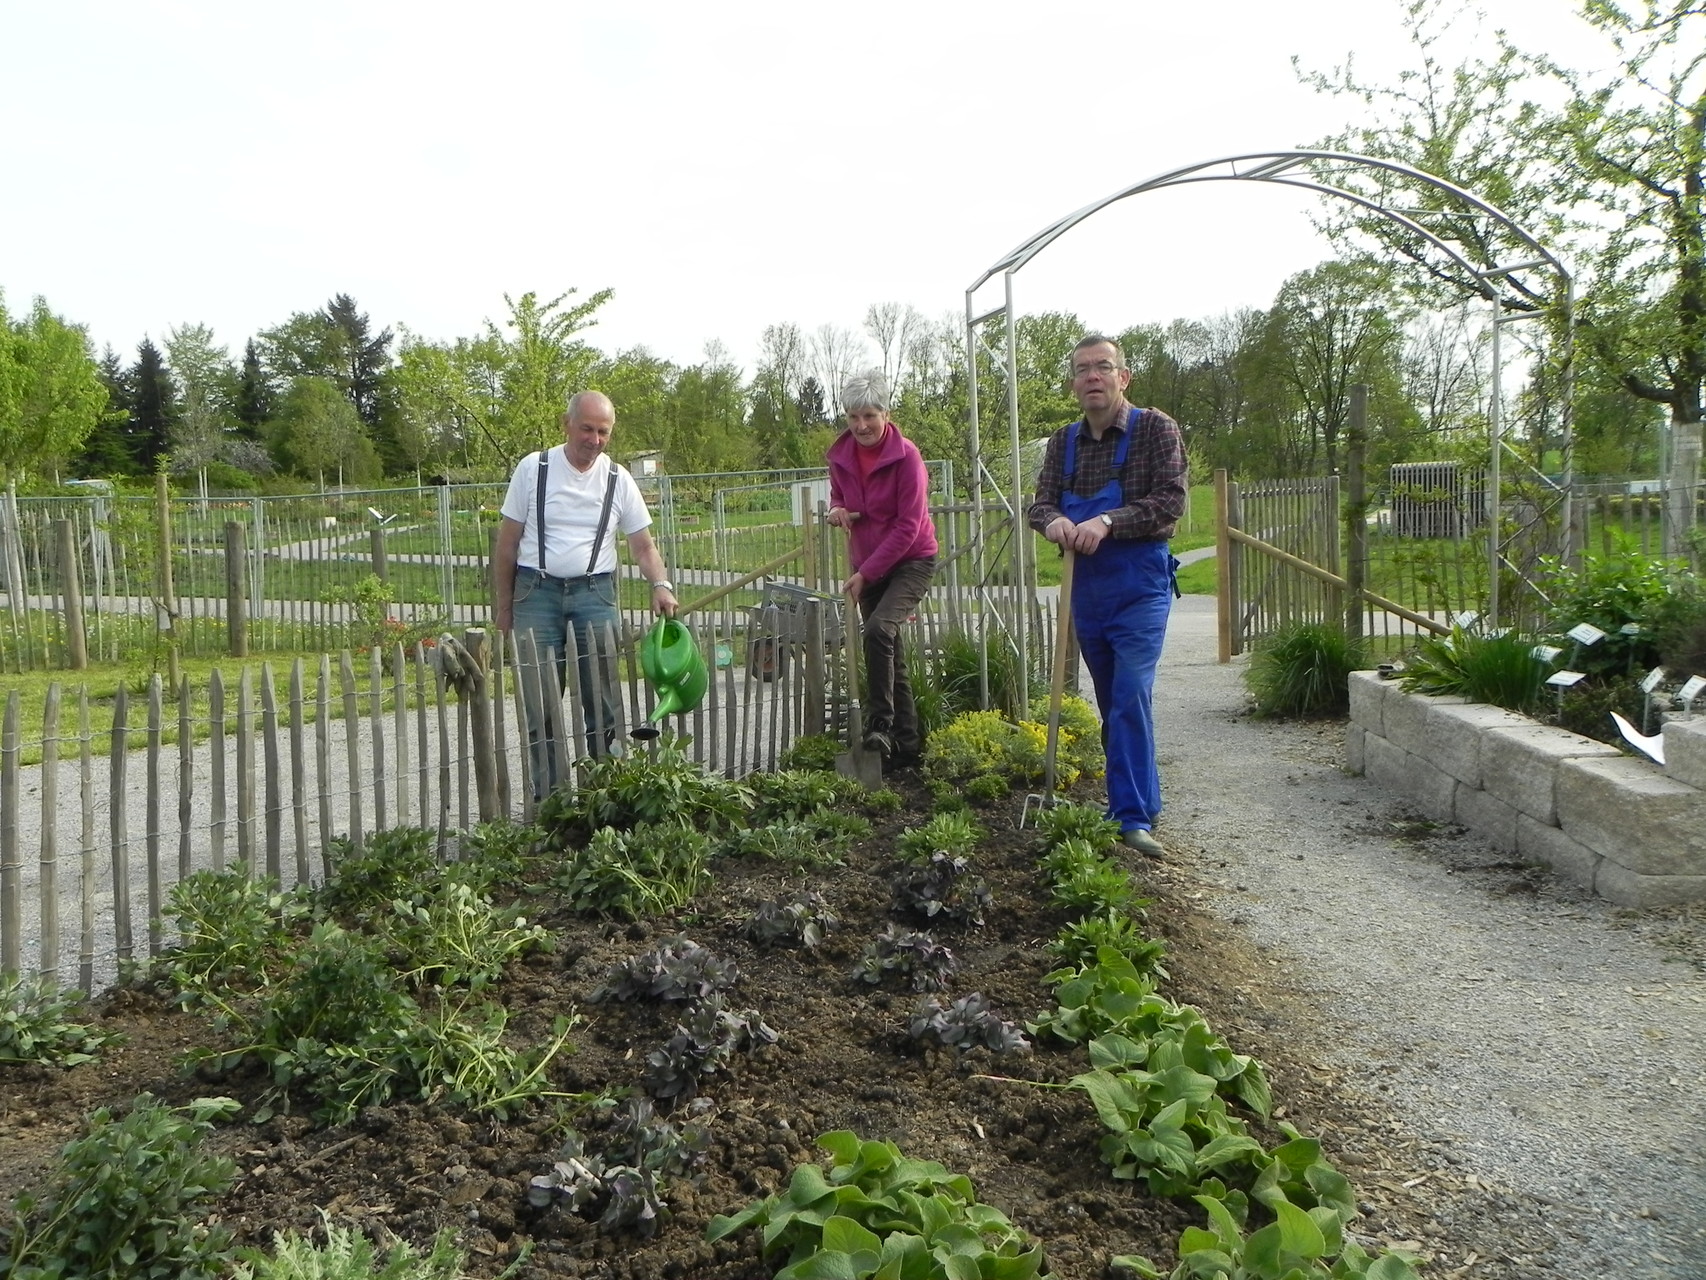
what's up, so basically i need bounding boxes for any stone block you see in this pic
[1347,670,1390,736]
[1482,723,1622,826]
[1453,785,1517,853]
[1383,692,1529,789]
[1594,859,1706,908]
[1556,756,1706,876]
[1516,814,1601,891]
[1346,723,1366,775]
[1364,733,1457,822]
[1664,717,1706,790]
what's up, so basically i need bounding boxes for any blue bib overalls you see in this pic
[1060,411,1178,834]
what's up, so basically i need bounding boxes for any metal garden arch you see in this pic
[963,149,1575,688]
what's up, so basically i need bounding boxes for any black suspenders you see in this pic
[534,449,620,578]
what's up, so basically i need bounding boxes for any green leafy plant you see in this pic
[909,993,1030,1055]
[384,881,549,991]
[779,733,841,772]
[1033,802,1122,854]
[1245,621,1365,718]
[706,1131,1047,1280]
[1047,910,1167,978]
[1540,544,1678,679]
[748,768,863,822]
[1041,837,1140,913]
[1398,625,1551,712]
[1028,691,1107,781]
[556,822,712,919]
[923,710,1048,784]
[0,1094,239,1280]
[863,787,903,816]
[159,872,310,1000]
[895,810,981,863]
[235,1214,471,1280]
[542,739,752,843]
[1114,1182,1417,1280]
[721,813,866,867]
[320,826,441,925]
[853,926,958,992]
[963,772,1009,806]
[0,972,124,1067]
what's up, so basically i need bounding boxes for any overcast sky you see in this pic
[2,0,1608,373]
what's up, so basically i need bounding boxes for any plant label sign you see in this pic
[1567,623,1607,646]
[1620,622,1643,636]
[1531,644,1563,664]
[1453,610,1480,630]
[1641,667,1667,694]
[1546,670,1587,689]
[1679,675,1706,708]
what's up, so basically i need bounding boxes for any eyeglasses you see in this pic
[1071,359,1121,378]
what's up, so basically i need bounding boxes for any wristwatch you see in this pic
[650,579,674,592]
[1099,514,1113,528]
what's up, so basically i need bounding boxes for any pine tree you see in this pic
[127,338,177,472]
[236,338,271,439]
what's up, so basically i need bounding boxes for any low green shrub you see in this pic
[0,1094,239,1280]
[162,872,309,997]
[556,823,712,918]
[1245,621,1364,718]
[1047,910,1167,978]
[320,826,441,924]
[863,787,903,816]
[748,769,863,822]
[895,811,981,864]
[540,739,752,844]
[236,1215,471,1279]
[1033,801,1122,854]
[721,811,868,867]
[778,733,841,773]
[0,972,124,1067]
[964,772,1009,806]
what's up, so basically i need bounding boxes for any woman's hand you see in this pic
[842,572,866,602]
[826,507,862,528]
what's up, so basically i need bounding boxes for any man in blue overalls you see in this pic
[1028,335,1186,856]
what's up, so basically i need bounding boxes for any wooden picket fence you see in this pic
[0,584,1052,994]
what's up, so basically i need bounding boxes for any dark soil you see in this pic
[0,770,1491,1278]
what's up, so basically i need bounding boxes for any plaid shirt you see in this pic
[1026,401,1188,540]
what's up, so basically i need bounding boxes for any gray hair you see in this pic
[565,390,616,422]
[840,369,892,414]
[1071,334,1128,370]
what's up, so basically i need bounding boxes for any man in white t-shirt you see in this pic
[491,390,679,794]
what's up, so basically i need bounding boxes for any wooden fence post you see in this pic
[155,472,181,693]
[466,629,499,823]
[1346,385,1368,640]
[1215,469,1233,664]
[225,522,248,658]
[370,526,389,583]
[1,691,20,976]
[54,519,88,671]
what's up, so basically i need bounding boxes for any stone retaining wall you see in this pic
[1346,670,1706,907]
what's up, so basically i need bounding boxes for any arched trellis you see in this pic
[964,149,1574,690]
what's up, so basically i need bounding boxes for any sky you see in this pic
[1,0,1612,375]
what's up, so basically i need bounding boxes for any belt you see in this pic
[518,566,614,585]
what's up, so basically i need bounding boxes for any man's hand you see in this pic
[1045,515,1073,547]
[842,571,866,602]
[494,605,514,632]
[1066,517,1110,555]
[652,584,679,618]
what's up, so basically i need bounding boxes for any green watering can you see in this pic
[634,616,708,738]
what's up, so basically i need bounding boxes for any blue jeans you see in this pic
[1072,539,1174,833]
[512,568,623,797]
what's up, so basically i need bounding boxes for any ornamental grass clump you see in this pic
[1399,623,1551,712]
[1245,620,1365,718]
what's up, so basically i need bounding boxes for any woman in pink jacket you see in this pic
[826,370,938,766]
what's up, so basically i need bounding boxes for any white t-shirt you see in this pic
[500,447,652,577]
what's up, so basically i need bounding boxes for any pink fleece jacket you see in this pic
[826,422,938,583]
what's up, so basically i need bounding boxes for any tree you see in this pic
[0,294,109,482]
[810,324,867,420]
[753,323,809,467]
[864,302,923,397]
[1300,0,1706,543]
[74,346,134,475]
[164,324,246,493]
[235,339,272,437]
[487,288,613,467]
[125,338,177,474]
[268,376,379,487]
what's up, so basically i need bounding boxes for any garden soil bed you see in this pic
[0,764,1449,1280]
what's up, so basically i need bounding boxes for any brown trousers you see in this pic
[858,556,936,756]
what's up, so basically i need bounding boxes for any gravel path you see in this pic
[1154,595,1706,1279]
